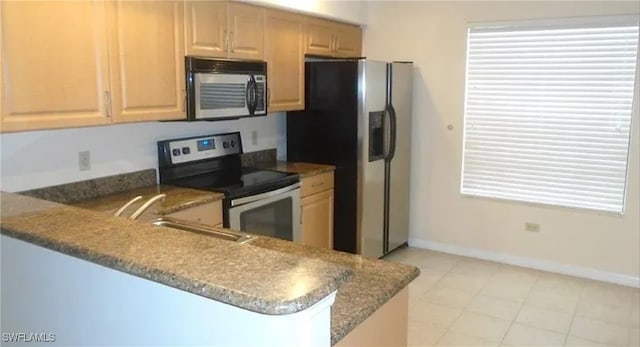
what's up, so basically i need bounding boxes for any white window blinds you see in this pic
[461,16,639,213]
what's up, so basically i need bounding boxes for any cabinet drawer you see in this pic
[300,171,334,198]
[166,200,222,226]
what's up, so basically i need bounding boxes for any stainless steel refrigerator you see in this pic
[287,59,413,258]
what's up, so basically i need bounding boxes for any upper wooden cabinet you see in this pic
[184,1,264,61]
[305,18,361,58]
[305,19,335,57]
[106,1,185,123]
[264,10,305,112]
[0,1,111,132]
[334,23,362,58]
[184,1,227,57]
[227,2,264,60]
[1,1,363,132]
[0,0,185,132]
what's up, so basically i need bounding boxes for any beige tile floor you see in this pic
[384,247,640,347]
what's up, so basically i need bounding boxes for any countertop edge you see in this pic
[253,161,336,179]
[0,226,352,316]
[0,191,354,316]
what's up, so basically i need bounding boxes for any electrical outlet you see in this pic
[78,151,91,171]
[251,130,258,145]
[525,222,540,233]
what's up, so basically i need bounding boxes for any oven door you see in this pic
[228,183,301,242]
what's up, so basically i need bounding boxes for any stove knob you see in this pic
[172,149,181,156]
[230,140,236,148]
[223,141,230,149]
[182,147,191,155]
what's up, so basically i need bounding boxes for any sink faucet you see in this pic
[113,195,143,217]
[128,194,166,220]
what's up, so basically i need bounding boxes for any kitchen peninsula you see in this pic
[0,174,418,346]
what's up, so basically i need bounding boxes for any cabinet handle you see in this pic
[104,91,112,117]
[330,34,336,53]
[223,30,228,52]
[229,31,234,53]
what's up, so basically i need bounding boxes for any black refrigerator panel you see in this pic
[288,61,359,165]
[287,61,360,253]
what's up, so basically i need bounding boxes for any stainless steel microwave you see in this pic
[185,57,267,121]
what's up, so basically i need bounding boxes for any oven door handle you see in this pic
[231,182,301,207]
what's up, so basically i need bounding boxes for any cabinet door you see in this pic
[335,23,362,58]
[335,287,408,347]
[184,1,227,58]
[107,1,185,123]
[301,189,334,249]
[1,1,110,132]
[265,10,305,112]
[228,3,264,60]
[305,19,335,57]
[167,201,223,226]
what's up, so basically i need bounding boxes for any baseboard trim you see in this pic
[409,238,640,288]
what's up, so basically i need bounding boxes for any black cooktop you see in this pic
[169,167,299,199]
[157,132,299,200]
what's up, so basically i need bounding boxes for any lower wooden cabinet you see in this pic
[166,200,222,226]
[301,189,333,249]
[335,287,408,347]
[300,171,334,249]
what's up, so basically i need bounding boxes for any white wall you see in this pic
[364,1,640,279]
[2,235,335,347]
[0,113,286,192]
[246,0,366,25]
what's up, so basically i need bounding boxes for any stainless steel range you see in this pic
[157,132,300,242]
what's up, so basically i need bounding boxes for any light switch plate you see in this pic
[525,222,540,233]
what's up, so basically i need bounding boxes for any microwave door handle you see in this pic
[251,78,259,112]
[248,75,258,115]
[245,78,253,115]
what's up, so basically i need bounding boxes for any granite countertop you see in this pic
[0,192,352,316]
[71,184,224,217]
[2,176,419,345]
[250,237,419,345]
[259,161,336,178]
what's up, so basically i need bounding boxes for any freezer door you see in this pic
[358,60,388,258]
[387,62,413,253]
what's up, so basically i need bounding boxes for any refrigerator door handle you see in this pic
[385,104,398,161]
[382,107,391,159]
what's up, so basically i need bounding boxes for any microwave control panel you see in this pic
[160,132,242,165]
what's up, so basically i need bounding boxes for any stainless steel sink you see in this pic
[150,217,254,244]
